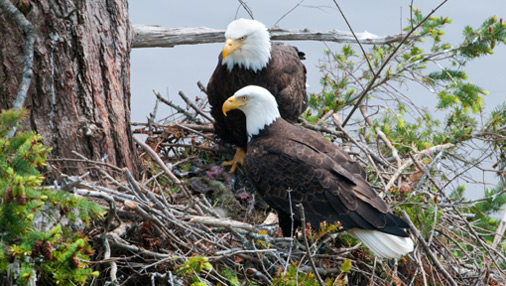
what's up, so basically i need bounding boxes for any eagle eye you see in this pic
[241,95,248,101]
[238,36,247,41]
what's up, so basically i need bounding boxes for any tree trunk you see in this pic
[0,0,137,178]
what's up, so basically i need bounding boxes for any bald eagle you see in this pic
[222,85,414,258]
[207,18,307,173]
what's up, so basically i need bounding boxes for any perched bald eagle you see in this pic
[222,85,414,258]
[207,18,307,172]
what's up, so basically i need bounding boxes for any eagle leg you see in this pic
[222,147,246,173]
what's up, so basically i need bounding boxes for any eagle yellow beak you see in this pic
[222,96,245,116]
[222,39,245,60]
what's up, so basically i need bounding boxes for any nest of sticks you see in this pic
[56,84,505,286]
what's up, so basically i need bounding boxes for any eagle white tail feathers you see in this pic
[348,229,414,259]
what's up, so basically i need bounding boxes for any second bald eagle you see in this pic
[222,85,414,259]
[206,18,308,172]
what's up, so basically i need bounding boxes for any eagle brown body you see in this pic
[244,118,410,238]
[222,85,414,258]
[207,43,307,150]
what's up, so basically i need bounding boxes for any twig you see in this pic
[133,136,192,199]
[189,215,257,232]
[153,90,201,124]
[133,135,205,216]
[107,234,175,260]
[413,151,445,194]
[341,0,449,127]
[384,143,454,192]
[245,268,272,285]
[272,0,304,27]
[178,90,214,123]
[359,105,402,169]
[148,97,159,136]
[197,81,208,94]
[214,248,277,257]
[331,0,374,75]
[71,188,117,231]
[492,208,506,249]
[332,113,390,168]
[102,236,118,285]
[174,123,215,142]
[296,204,324,286]
[300,117,345,139]
[284,189,295,273]
[132,122,214,133]
[71,150,125,173]
[237,0,254,19]
[401,211,458,286]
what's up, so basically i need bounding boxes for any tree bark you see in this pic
[0,0,137,178]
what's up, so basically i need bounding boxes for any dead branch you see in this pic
[133,25,417,49]
[297,204,325,286]
[153,90,202,124]
[133,136,195,201]
[401,211,458,286]
[493,209,506,249]
[384,143,455,192]
[359,105,402,169]
[189,215,257,232]
[332,113,390,169]
[178,90,214,123]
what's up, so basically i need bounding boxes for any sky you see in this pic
[128,0,506,198]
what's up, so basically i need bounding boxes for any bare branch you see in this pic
[331,0,375,75]
[189,215,257,232]
[133,25,416,49]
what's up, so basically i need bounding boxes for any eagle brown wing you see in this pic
[244,119,409,237]
[206,43,307,149]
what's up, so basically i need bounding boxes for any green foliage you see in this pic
[177,256,213,275]
[305,9,506,272]
[306,45,358,122]
[307,10,505,151]
[460,16,506,58]
[272,264,320,286]
[339,259,352,274]
[483,103,506,177]
[450,182,506,243]
[313,220,342,241]
[0,109,104,285]
[177,256,213,285]
[219,267,240,286]
[272,261,351,286]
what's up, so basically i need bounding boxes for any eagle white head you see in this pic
[222,85,280,137]
[222,19,272,72]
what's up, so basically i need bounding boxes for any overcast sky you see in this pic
[128,1,506,198]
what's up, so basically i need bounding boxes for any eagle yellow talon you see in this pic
[222,147,246,173]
